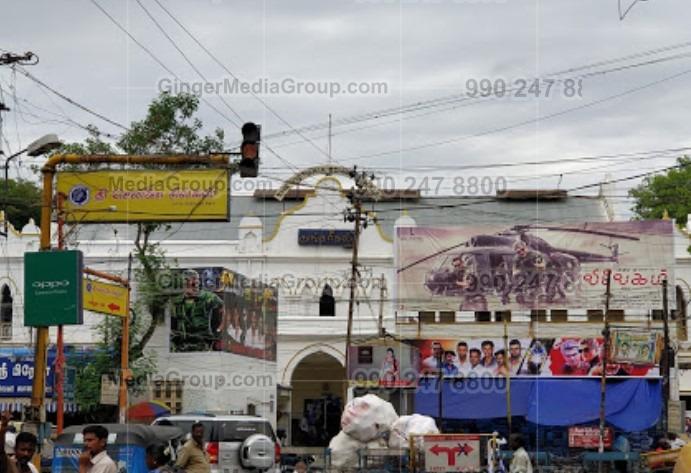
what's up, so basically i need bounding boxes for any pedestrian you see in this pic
[4,425,16,455]
[294,459,308,473]
[668,432,686,450]
[509,433,533,473]
[79,425,117,473]
[176,422,210,473]
[146,444,175,473]
[1,411,39,473]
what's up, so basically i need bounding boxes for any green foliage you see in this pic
[117,92,224,155]
[74,313,156,420]
[629,156,691,226]
[2,178,41,230]
[63,92,226,415]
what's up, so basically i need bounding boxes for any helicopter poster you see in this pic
[395,221,674,311]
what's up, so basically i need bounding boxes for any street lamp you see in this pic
[1,134,61,237]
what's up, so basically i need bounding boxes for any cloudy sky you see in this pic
[2,0,691,213]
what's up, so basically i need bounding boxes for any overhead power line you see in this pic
[14,66,128,131]
[338,66,691,162]
[149,0,337,166]
[254,40,691,145]
[89,0,241,129]
[133,0,244,125]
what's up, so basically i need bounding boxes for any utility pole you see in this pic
[662,279,670,433]
[598,270,613,468]
[378,274,386,337]
[344,167,377,370]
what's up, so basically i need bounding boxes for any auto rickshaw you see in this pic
[52,423,183,473]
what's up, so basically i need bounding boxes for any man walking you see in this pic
[79,425,117,473]
[176,422,210,473]
[509,434,533,473]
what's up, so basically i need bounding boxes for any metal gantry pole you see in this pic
[345,198,362,371]
[598,270,613,469]
[662,278,670,433]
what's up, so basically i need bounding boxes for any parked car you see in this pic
[51,423,184,473]
[152,413,280,473]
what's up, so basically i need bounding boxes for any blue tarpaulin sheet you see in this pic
[415,378,661,431]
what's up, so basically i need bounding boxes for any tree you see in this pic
[2,179,41,230]
[629,156,691,227]
[64,92,225,417]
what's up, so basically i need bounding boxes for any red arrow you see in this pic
[107,303,121,312]
[430,443,475,466]
[430,444,464,466]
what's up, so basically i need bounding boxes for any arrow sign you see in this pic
[424,435,481,472]
[83,279,128,317]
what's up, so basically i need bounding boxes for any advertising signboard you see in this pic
[347,342,419,387]
[568,426,613,449]
[610,328,663,365]
[57,169,230,223]
[24,250,83,326]
[167,267,278,361]
[396,221,674,311]
[83,278,128,317]
[412,337,659,379]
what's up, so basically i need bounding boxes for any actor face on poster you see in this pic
[415,337,659,379]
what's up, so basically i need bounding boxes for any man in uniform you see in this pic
[511,242,546,309]
[170,269,224,352]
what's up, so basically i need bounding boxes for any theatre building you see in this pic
[1,172,689,447]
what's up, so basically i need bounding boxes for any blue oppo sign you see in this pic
[298,229,354,247]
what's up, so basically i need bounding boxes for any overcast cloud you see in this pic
[2,0,691,215]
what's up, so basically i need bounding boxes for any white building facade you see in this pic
[2,175,690,442]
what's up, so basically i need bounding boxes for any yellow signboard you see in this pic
[57,169,230,222]
[83,278,128,317]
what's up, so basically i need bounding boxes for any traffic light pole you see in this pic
[30,153,231,426]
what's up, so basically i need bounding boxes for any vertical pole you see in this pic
[504,317,512,436]
[31,171,54,412]
[378,274,385,337]
[662,279,670,433]
[328,113,332,165]
[56,193,65,434]
[598,269,612,462]
[345,199,361,371]
[119,254,133,424]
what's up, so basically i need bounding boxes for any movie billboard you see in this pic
[412,336,659,379]
[610,328,663,365]
[347,342,420,387]
[395,221,674,311]
[168,267,277,361]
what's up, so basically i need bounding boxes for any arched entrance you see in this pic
[289,351,345,446]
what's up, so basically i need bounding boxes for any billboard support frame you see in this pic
[598,270,612,465]
[30,153,233,433]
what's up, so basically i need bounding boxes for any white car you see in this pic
[152,414,280,473]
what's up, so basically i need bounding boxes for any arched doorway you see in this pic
[290,351,345,446]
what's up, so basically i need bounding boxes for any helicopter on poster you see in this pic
[396,221,673,311]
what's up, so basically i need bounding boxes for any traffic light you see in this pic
[240,122,260,177]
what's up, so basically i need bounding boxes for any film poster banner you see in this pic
[168,267,277,361]
[610,328,663,365]
[412,337,659,379]
[395,221,674,311]
[347,342,420,387]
